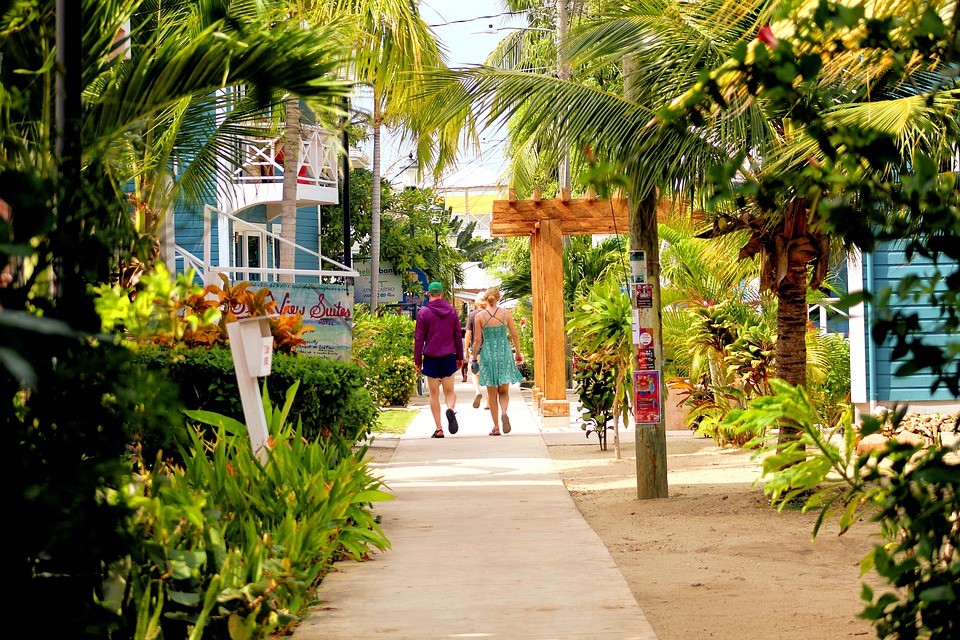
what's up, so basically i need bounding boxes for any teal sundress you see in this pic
[478,308,523,387]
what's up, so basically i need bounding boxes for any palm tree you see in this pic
[307,1,477,312]
[0,0,352,309]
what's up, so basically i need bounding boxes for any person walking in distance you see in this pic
[414,282,464,438]
[471,287,523,435]
[463,290,488,410]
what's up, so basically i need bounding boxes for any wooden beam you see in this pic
[492,217,631,237]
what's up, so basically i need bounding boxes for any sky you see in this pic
[371,1,529,186]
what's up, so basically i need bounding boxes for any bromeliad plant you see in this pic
[567,279,633,457]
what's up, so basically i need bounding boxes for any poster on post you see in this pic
[634,370,662,424]
[637,328,656,369]
[236,282,353,361]
[634,283,653,309]
[630,250,647,284]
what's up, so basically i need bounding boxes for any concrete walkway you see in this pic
[293,378,658,640]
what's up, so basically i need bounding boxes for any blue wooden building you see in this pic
[847,245,959,417]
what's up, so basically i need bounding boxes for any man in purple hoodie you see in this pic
[414,282,464,437]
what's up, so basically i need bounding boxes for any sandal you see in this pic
[445,408,459,435]
[488,430,501,436]
[501,413,511,434]
[431,429,444,438]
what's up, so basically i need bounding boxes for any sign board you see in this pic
[634,370,662,424]
[235,283,353,361]
[354,260,404,304]
[404,267,429,307]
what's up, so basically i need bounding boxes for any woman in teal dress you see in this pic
[471,287,524,435]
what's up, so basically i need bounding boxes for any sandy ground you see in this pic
[548,431,882,640]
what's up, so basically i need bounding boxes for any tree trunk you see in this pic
[370,116,382,313]
[632,189,668,499]
[776,270,808,445]
[280,97,299,283]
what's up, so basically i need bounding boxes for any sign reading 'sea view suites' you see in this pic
[235,283,353,361]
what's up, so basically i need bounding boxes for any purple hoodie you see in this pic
[414,298,464,367]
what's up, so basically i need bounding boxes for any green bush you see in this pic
[724,381,960,639]
[373,355,419,406]
[135,345,377,458]
[807,332,852,428]
[105,384,392,639]
[7,338,187,637]
[353,310,419,406]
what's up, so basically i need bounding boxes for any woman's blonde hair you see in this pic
[483,287,502,305]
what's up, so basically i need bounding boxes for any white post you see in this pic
[227,317,274,463]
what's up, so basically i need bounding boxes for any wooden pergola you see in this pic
[491,188,629,417]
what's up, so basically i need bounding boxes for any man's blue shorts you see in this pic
[422,354,458,380]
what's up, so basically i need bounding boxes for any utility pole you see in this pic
[624,57,668,500]
[341,97,351,269]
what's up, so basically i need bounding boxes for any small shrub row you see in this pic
[134,345,378,458]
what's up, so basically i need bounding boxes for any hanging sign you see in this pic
[353,260,404,304]
[634,370,662,424]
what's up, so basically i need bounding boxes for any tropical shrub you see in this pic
[512,299,536,379]
[353,310,419,406]
[567,280,632,456]
[9,339,187,637]
[806,331,852,429]
[572,354,617,445]
[724,381,959,640]
[135,345,377,457]
[375,355,419,406]
[106,383,392,639]
[95,268,314,354]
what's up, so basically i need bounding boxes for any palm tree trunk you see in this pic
[776,271,808,444]
[280,97,299,283]
[370,110,382,313]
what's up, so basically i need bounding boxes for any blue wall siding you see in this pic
[294,206,319,283]
[864,243,955,402]
[173,197,217,283]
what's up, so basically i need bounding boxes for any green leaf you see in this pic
[350,489,395,503]
[183,409,248,436]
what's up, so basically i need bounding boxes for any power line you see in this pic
[427,10,530,28]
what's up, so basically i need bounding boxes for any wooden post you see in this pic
[530,230,546,399]
[539,217,569,417]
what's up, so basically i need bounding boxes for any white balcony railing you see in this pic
[228,125,339,210]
